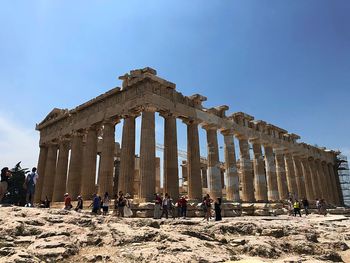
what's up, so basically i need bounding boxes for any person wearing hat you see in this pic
[64,193,72,210]
[0,167,11,202]
[75,195,83,212]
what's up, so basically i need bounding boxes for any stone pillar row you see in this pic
[35,113,342,206]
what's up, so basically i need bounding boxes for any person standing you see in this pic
[75,196,83,212]
[25,167,38,207]
[117,191,126,217]
[293,199,302,217]
[154,193,162,219]
[316,199,321,214]
[302,198,309,216]
[161,193,170,219]
[102,192,110,215]
[0,167,11,202]
[179,196,188,219]
[90,194,100,214]
[214,197,222,221]
[64,193,72,210]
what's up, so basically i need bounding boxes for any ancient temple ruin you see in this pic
[34,68,344,206]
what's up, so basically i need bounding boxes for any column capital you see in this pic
[159,110,176,119]
[103,117,120,126]
[141,105,158,113]
[250,138,262,145]
[220,129,234,136]
[182,117,201,125]
[202,123,217,131]
[236,133,249,140]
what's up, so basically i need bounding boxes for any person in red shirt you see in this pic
[64,193,72,210]
[179,196,188,219]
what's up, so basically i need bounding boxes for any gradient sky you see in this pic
[0,1,349,173]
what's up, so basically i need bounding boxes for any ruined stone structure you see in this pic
[34,68,344,206]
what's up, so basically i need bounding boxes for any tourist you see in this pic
[214,197,222,221]
[287,198,294,216]
[75,195,83,212]
[123,193,133,217]
[293,199,302,217]
[39,196,50,208]
[154,193,162,219]
[319,199,327,216]
[179,195,188,219]
[102,192,110,215]
[316,198,321,214]
[302,198,309,216]
[161,193,171,219]
[117,191,126,217]
[90,194,100,214]
[0,167,11,202]
[64,193,72,210]
[24,167,38,207]
[202,194,213,221]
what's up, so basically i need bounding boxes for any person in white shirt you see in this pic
[25,167,38,207]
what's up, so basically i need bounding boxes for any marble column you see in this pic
[186,120,202,200]
[284,153,297,199]
[205,126,222,199]
[98,121,116,197]
[162,113,179,199]
[67,131,84,199]
[81,126,98,200]
[222,132,240,202]
[139,110,156,201]
[34,145,48,203]
[201,167,208,188]
[238,137,255,202]
[328,163,340,205]
[300,158,315,201]
[322,161,334,203]
[293,156,306,199]
[264,145,279,201]
[251,142,267,202]
[308,158,321,199]
[119,115,136,196]
[315,159,326,199]
[275,153,288,200]
[52,139,70,202]
[41,143,58,201]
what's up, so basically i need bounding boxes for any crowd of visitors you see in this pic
[286,196,327,217]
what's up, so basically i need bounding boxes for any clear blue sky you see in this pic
[0,1,349,171]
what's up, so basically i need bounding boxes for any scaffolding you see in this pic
[337,155,350,207]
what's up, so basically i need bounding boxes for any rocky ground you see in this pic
[0,207,350,263]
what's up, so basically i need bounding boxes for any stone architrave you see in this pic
[308,158,321,199]
[162,113,179,200]
[81,126,98,200]
[98,121,116,197]
[34,145,48,203]
[300,158,315,201]
[275,153,288,200]
[284,153,297,199]
[41,143,58,200]
[139,110,156,202]
[205,126,222,199]
[186,120,202,200]
[293,156,306,199]
[52,139,70,202]
[264,145,279,201]
[67,131,84,199]
[251,142,267,202]
[238,136,255,202]
[222,132,240,202]
[119,115,136,196]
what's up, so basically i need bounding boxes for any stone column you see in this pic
[41,143,58,201]
[98,120,116,197]
[67,131,84,199]
[80,126,98,200]
[52,139,70,202]
[238,136,255,202]
[308,158,321,199]
[162,113,179,199]
[205,126,222,199]
[284,153,297,199]
[201,167,208,188]
[275,153,288,200]
[119,115,136,196]
[322,161,333,203]
[186,120,202,200]
[293,156,306,199]
[34,145,48,203]
[328,163,340,205]
[139,110,156,202]
[315,159,327,199]
[300,158,315,201]
[264,145,279,201]
[222,132,240,202]
[251,142,267,202]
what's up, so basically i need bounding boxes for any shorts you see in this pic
[102,206,109,212]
